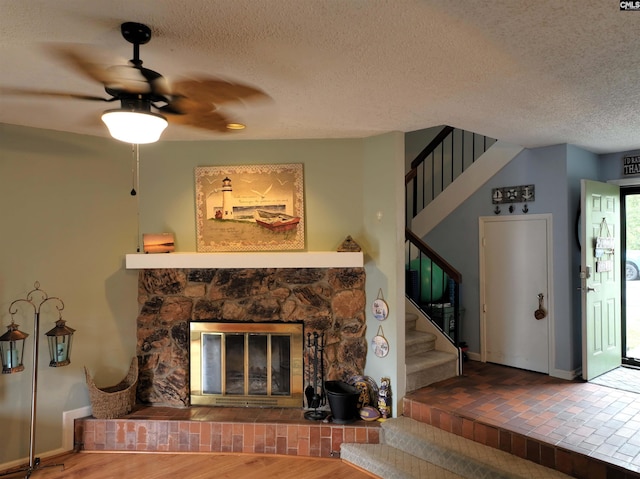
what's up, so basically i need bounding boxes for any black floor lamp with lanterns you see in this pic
[0,282,76,478]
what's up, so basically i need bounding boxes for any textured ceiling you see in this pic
[1,0,639,153]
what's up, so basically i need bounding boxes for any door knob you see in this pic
[577,286,597,292]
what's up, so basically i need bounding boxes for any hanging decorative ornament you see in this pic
[372,289,389,321]
[371,325,389,358]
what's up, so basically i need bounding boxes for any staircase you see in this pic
[405,310,457,393]
[403,126,523,391]
[359,130,546,478]
[341,417,571,479]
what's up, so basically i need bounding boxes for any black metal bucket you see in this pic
[325,380,360,424]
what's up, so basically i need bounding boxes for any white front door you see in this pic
[581,179,621,380]
[480,214,552,374]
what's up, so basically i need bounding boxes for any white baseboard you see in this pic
[63,406,92,451]
[0,405,92,473]
[463,354,580,381]
[465,351,481,362]
[550,367,581,381]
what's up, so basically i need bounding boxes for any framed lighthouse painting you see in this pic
[195,163,305,252]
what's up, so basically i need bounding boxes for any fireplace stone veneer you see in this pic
[136,267,366,407]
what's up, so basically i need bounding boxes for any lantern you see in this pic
[0,321,28,374]
[45,318,75,367]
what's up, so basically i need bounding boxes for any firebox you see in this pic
[190,321,304,408]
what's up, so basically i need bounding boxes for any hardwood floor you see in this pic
[0,452,377,479]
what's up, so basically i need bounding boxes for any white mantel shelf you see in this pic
[125,251,364,269]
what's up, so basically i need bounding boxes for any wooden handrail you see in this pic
[406,125,455,184]
[405,228,462,284]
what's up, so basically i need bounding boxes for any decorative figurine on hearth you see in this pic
[377,376,392,421]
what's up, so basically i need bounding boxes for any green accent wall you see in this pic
[0,123,404,466]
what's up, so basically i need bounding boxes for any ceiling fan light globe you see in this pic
[101,109,168,144]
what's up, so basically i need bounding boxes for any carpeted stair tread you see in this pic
[381,417,571,479]
[405,350,456,374]
[341,443,465,479]
[405,312,418,332]
[405,329,436,346]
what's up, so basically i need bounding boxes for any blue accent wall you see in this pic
[423,144,603,375]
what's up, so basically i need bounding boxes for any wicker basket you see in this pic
[85,357,138,419]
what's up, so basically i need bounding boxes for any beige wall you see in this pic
[0,123,403,465]
[0,125,140,464]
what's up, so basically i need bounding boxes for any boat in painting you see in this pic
[254,209,301,232]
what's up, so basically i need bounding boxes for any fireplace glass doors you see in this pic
[190,322,303,407]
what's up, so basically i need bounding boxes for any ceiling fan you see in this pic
[2,22,270,144]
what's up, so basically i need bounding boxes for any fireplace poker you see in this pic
[305,333,314,408]
[304,331,328,421]
[319,332,326,406]
[310,332,321,408]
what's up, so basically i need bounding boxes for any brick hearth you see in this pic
[76,406,380,458]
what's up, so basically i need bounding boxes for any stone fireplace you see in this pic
[135,266,366,407]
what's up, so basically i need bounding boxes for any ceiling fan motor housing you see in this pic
[118,96,154,113]
[121,22,151,46]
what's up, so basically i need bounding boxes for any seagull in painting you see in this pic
[251,184,273,199]
[276,177,288,185]
[240,178,254,183]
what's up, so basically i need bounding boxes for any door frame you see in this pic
[621,186,640,367]
[479,214,555,373]
[580,180,622,380]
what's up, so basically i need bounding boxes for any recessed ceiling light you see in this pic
[226,123,246,130]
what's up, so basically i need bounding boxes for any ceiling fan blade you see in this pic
[170,76,270,111]
[46,43,124,87]
[162,108,234,133]
[47,44,159,96]
[0,86,110,102]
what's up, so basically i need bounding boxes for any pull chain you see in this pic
[130,143,138,196]
[131,144,141,252]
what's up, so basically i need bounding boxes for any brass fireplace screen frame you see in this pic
[190,321,304,408]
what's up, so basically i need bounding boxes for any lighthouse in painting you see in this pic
[221,177,234,219]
